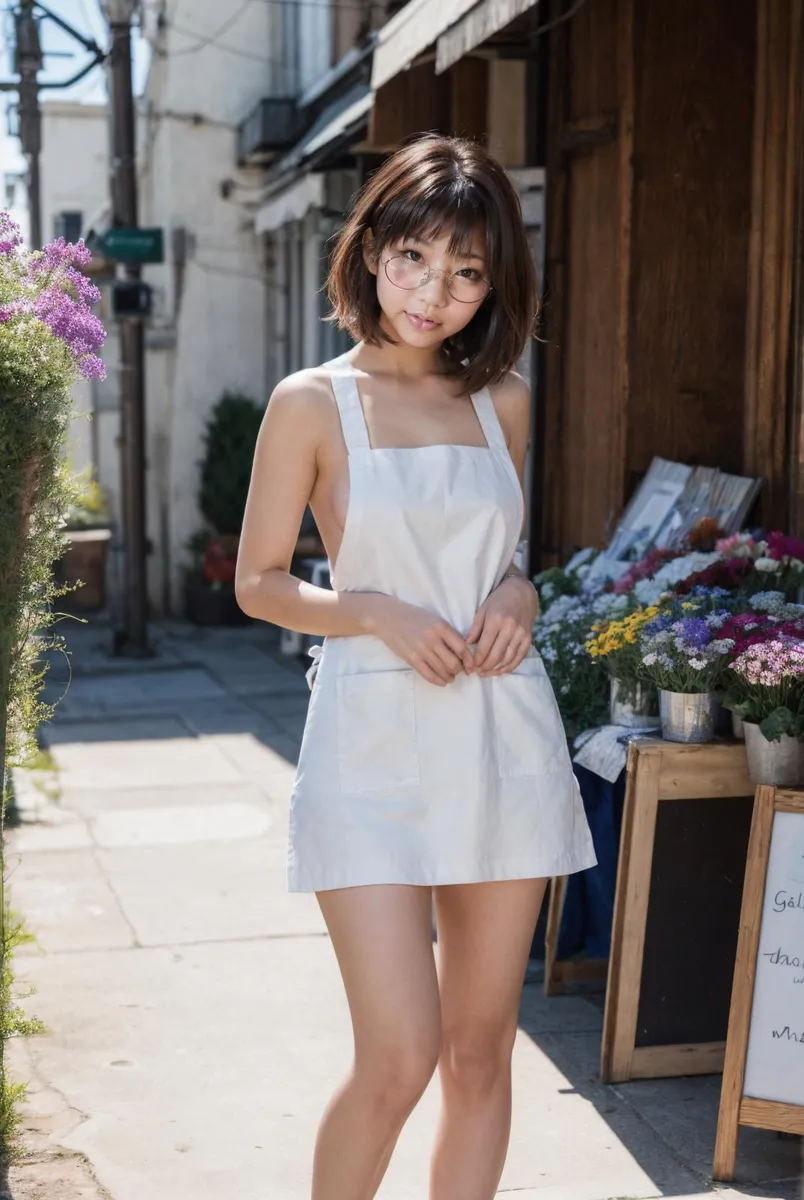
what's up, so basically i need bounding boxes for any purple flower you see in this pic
[0,210,23,255]
[35,289,106,357]
[0,306,14,322]
[40,236,92,270]
[78,354,106,380]
[65,265,101,306]
[678,617,711,647]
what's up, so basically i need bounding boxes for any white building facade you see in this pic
[137,0,274,614]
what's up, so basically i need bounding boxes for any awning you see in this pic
[436,0,540,73]
[255,175,324,234]
[371,0,485,90]
[253,82,371,232]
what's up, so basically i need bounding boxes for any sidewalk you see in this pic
[4,619,799,1200]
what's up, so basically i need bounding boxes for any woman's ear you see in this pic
[362,228,378,276]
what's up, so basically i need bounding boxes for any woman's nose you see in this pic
[420,267,450,303]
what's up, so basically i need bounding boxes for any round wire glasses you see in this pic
[383,254,491,305]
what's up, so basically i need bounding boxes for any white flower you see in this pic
[643,652,658,666]
[755,557,781,573]
[751,590,786,613]
[688,658,708,670]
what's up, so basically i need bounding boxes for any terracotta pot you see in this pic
[57,527,112,611]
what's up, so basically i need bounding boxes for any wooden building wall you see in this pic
[541,0,804,560]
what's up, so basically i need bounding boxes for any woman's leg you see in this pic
[429,877,548,1200]
[312,884,442,1200]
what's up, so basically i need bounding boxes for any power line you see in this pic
[159,0,252,58]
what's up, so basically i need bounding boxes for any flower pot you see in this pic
[732,712,745,740]
[743,722,804,786]
[56,527,112,611]
[609,679,660,728]
[185,577,252,627]
[659,690,718,744]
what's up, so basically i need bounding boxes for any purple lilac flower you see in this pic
[35,289,106,357]
[78,354,106,380]
[0,306,14,322]
[65,265,101,306]
[0,211,23,255]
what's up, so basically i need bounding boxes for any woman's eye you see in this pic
[457,268,480,280]
[401,248,423,262]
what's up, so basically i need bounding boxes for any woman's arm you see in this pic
[235,374,390,636]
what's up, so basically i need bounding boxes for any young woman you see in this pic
[236,133,596,1200]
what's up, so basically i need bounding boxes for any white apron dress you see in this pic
[287,355,596,892]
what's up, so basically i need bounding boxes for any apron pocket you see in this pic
[493,657,567,777]
[336,670,420,793]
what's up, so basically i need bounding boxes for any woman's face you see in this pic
[366,227,489,351]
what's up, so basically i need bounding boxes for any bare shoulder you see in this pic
[261,366,342,450]
[487,371,531,444]
[268,366,340,420]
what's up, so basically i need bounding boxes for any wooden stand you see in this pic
[600,737,754,1082]
[543,875,608,995]
[713,785,804,1181]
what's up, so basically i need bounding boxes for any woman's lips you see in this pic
[405,312,439,332]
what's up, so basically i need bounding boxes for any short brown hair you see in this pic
[326,133,538,396]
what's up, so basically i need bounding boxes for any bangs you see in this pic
[325,135,538,396]
[373,178,490,263]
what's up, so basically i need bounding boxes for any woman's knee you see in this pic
[356,1036,441,1116]
[440,1023,515,1098]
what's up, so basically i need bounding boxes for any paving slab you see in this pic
[95,837,323,945]
[8,848,135,954]
[60,781,272,815]
[13,937,703,1200]
[90,801,273,849]
[43,721,243,790]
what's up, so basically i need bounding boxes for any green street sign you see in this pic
[101,227,164,263]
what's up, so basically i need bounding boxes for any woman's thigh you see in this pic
[433,879,548,1061]
[317,884,442,1078]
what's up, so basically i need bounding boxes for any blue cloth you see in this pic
[557,764,627,960]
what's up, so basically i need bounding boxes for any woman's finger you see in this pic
[477,627,515,674]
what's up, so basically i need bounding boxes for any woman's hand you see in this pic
[368,596,475,687]
[466,576,539,676]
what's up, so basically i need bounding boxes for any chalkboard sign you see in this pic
[601,738,755,1083]
[714,786,804,1181]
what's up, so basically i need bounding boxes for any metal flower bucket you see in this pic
[731,712,745,740]
[743,722,804,786]
[659,690,718,744]
[610,679,660,728]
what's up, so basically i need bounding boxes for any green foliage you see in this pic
[759,706,802,742]
[198,393,264,537]
[63,467,109,529]
[0,905,45,1166]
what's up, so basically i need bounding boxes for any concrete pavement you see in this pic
[5,619,800,1199]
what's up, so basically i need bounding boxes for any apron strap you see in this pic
[471,387,508,454]
[329,360,371,453]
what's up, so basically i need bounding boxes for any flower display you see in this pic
[585,606,660,702]
[0,212,106,393]
[720,635,804,742]
[637,594,734,693]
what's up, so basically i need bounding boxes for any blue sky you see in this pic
[1,1,150,200]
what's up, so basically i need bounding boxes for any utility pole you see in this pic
[103,0,150,658]
[14,0,43,248]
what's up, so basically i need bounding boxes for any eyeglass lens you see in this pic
[384,256,489,303]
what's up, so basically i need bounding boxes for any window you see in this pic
[53,210,83,242]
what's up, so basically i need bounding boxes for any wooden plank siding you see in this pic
[542,0,770,559]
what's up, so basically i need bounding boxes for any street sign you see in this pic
[101,227,164,263]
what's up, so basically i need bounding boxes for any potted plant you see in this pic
[636,591,734,743]
[585,605,661,727]
[716,600,804,783]
[185,391,263,626]
[55,467,112,611]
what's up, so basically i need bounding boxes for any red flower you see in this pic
[202,535,239,585]
[766,531,804,562]
[675,556,751,595]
